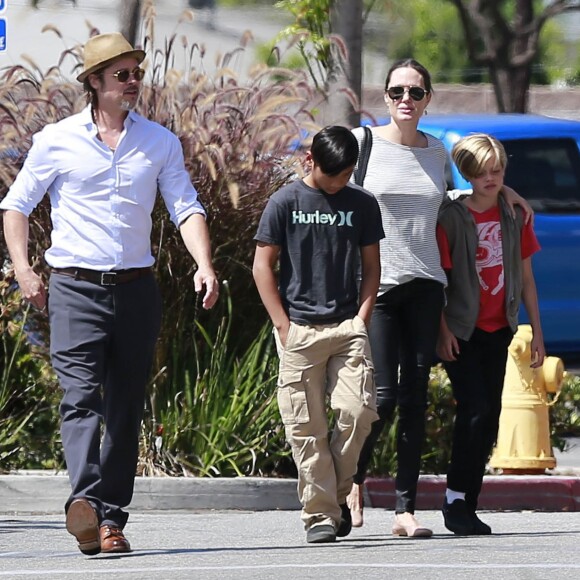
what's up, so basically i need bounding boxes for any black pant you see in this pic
[49,272,162,528]
[354,278,444,514]
[444,326,514,511]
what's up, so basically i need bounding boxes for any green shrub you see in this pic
[139,289,291,477]
[0,272,62,471]
[551,373,580,444]
[2,6,578,478]
[368,363,579,477]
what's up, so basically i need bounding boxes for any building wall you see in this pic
[362,84,580,121]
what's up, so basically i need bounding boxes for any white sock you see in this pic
[446,489,466,503]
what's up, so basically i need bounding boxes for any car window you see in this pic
[503,138,580,213]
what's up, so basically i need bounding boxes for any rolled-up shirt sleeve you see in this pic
[158,134,206,227]
[0,108,208,270]
[0,128,58,215]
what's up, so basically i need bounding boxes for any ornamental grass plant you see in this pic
[0,5,316,476]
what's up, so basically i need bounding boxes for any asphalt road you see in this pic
[1,509,580,579]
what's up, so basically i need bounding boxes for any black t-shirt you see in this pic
[254,179,385,324]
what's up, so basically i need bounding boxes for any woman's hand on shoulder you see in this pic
[501,185,534,225]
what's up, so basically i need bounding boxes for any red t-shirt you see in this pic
[437,204,540,332]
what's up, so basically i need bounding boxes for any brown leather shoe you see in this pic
[66,498,101,555]
[100,525,132,553]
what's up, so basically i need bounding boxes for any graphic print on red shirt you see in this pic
[470,205,507,331]
[436,203,541,333]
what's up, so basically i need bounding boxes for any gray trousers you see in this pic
[48,271,162,528]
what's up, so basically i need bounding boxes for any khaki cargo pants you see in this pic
[274,315,378,531]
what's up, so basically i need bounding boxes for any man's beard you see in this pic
[120,91,140,111]
[120,99,135,111]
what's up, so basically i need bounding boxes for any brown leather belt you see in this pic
[52,267,151,286]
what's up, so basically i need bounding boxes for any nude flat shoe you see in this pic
[346,483,364,528]
[392,513,433,538]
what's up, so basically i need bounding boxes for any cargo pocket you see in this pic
[277,369,310,425]
[352,315,368,333]
[360,355,376,411]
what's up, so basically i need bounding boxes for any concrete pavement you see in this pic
[1,510,580,579]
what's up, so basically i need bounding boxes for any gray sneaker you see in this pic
[306,524,336,544]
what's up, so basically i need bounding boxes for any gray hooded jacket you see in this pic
[437,196,524,341]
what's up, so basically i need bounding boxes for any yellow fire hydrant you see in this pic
[489,324,565,474]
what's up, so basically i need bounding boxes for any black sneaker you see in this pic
[442,499,475,535]
[336,503,352,537]
[306,524,336,544]
[470,512,492,535]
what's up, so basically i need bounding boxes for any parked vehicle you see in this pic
[415,114,580,355]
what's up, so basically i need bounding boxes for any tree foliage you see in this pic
[391,0,475,84]
[274,0,577,115]
[274,0,344,91]
[274,0,375,126]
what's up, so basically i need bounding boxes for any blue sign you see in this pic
[0,20,5,52]
[0,1,5,13]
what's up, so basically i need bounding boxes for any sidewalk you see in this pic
[2,439,579,515]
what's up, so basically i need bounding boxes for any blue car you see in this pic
[414,114,580,355]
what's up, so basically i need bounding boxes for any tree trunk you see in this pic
[329,0,363,127]
[508,66,531,112]
[507,0,533,112]
[491,65,530,113]
[120,0,142,46]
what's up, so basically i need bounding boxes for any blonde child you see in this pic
[436,133,545,535]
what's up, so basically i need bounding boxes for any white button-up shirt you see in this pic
[0,107,206,270]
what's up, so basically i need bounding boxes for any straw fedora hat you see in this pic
[77,32,145,83]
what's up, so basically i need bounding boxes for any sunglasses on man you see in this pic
[111,67,146,83]
[386,85,428,102]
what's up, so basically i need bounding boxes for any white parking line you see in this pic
[2,562,580,576]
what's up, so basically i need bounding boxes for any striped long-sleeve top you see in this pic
[352,127,449,295]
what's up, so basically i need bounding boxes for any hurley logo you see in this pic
[292,210,353,227]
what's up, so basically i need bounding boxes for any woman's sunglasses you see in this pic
[111,67,146,83]
[386,85,428,102]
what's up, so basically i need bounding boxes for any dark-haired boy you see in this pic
[253,125,384,543]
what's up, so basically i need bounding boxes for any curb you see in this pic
[0,474,301,514]
[365,474,580,512]
[1,472,579,514]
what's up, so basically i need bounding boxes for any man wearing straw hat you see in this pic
[0,32,219,554]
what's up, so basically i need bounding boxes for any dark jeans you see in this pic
[444,326,514,511]
[354,278,444,514]
[49,272,162,528]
